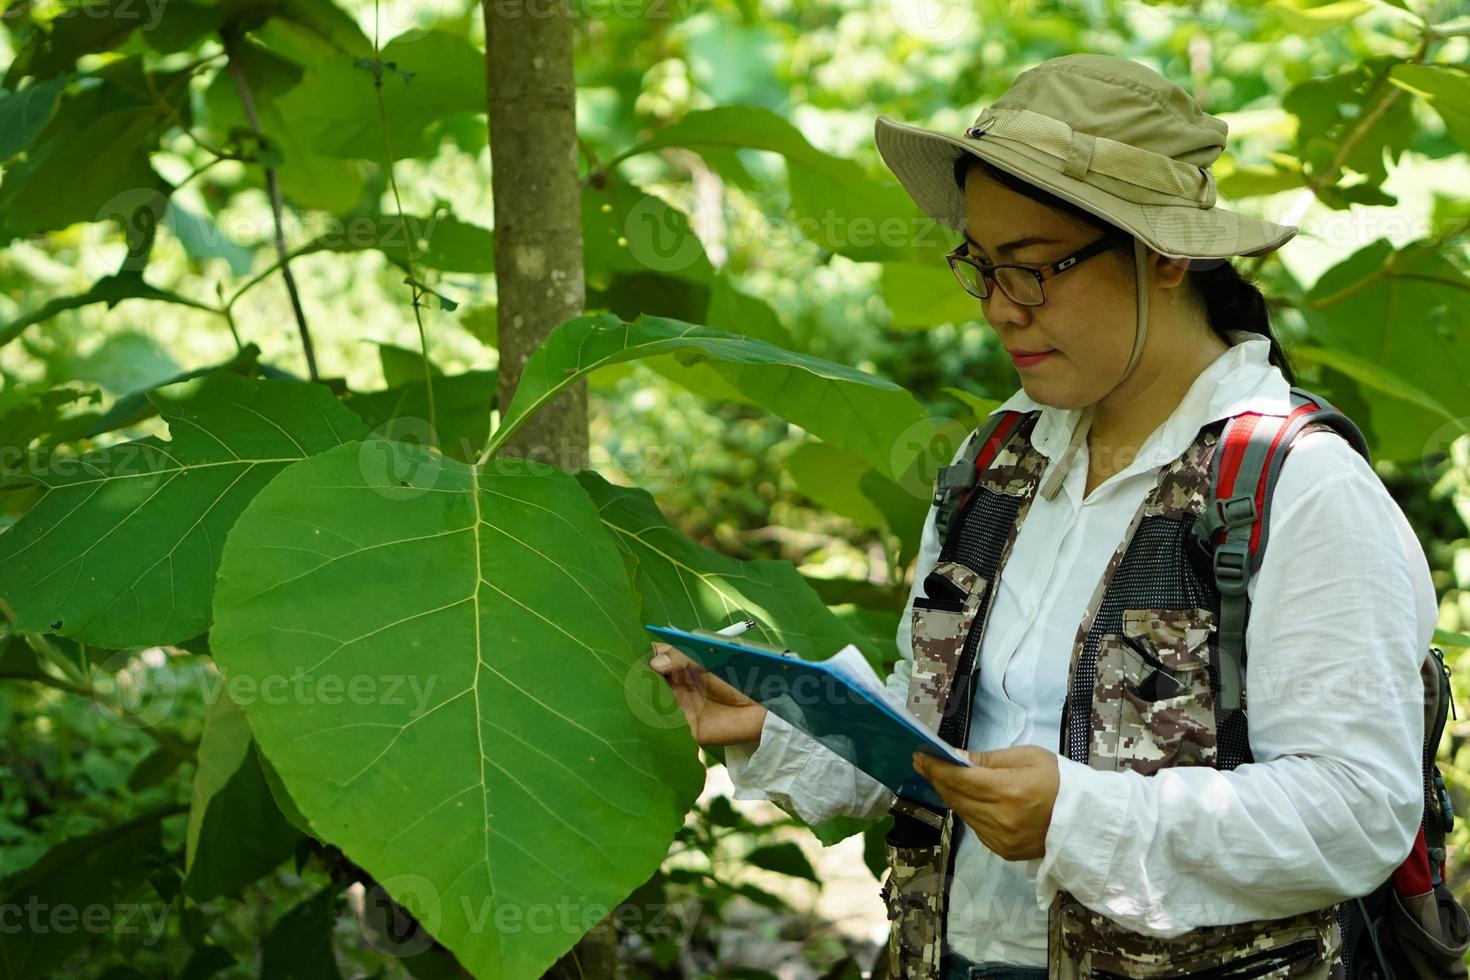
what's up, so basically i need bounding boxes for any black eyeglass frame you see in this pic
[945,230,1133,306]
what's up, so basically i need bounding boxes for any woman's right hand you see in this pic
[647,642,767,748]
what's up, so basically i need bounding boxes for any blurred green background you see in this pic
[1,0,1468,976]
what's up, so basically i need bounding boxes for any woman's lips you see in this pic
[1008,349,1055,368]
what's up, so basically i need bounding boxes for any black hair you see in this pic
[951,154,1296,385]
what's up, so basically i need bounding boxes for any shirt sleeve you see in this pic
[723,435,966,825]
[1030,430,1435,936]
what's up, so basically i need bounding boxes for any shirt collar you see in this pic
[985,330,1290,472]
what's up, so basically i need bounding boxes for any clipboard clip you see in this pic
[687,627,797,659]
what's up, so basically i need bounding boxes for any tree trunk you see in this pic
[484,4,612,978]
[484,0,588,475]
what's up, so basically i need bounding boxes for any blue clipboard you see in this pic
[646,624,970,810]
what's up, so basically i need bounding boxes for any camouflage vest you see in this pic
[878,409,1346,980]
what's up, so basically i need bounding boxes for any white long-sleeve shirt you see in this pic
[724,332,1436,966]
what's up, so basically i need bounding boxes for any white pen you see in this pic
[715,619,757,636]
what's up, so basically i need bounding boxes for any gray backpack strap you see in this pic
[932,410,1015,545]
[1250,389,1369,574]
[1195,388,1370,714]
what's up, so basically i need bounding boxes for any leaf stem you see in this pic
[371,0,437,441]
[223,33,320,382]
[216,283,245,351]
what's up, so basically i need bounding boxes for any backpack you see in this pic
[931,386,1470,978]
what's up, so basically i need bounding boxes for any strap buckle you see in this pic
[1204,495,1256,597]
[932,461,974,509]
[1215,493,1258,530]
[1213,542,1249,597]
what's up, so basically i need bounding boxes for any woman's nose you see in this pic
[981,286,1031,329]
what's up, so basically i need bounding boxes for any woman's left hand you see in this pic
[912,745,1061,862]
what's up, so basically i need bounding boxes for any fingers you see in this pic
[649,644,715,690]
[648,641,696,674]
[913,751,998,802]
[648,644,709,703]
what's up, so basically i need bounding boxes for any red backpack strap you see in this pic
[931,409,1029,546]
[1192,387,1370,713]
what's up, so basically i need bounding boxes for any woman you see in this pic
[649,54,1437,980]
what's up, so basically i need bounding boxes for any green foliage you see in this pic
[276,32,484,161]
[0,0,1466,973]
[184,692,303,902]
[0,58,189,243]
[210,442,705,977]
[490,312,934,482]
[0,372,366,647]
[576,469,894,671]
[1296,238,1470,459]
[0,804,175,977]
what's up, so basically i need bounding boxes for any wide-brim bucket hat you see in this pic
[874,53,1298,502]
[874,53,1296,260]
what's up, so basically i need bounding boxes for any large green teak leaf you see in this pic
[211,443,704,979]
[0,372,367,647]
[344,369,497,464]
[490,313,931,482]
[576,470,893,673]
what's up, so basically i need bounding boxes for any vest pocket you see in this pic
[1121,608,1217,674]
[1087,935,1319,979]
[908,560,989,733]
[879,801,954,980]
[1089,607,1219,775]
[1058,890,1338,979]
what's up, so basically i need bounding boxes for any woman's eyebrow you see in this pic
[962,232,1064,255]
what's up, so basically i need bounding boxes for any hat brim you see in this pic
[873,114,1296,260]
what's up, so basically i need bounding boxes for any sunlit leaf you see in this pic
[211,444,704,979]
[0,59,189,242]
[611,105,936,262]
[274,31,485,161]
[576,469,890,669]
[1389,64,1470,155]
[0,373,367,647]
[491,313,930,481]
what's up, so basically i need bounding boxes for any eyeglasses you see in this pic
[945,231,1131,306]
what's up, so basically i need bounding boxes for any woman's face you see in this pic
[960,166,1147,412]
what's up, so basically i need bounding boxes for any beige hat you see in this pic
[874,53,1295,260]
[874,53,1296,499]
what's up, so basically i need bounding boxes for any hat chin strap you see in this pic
[1037,236,1148,501]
